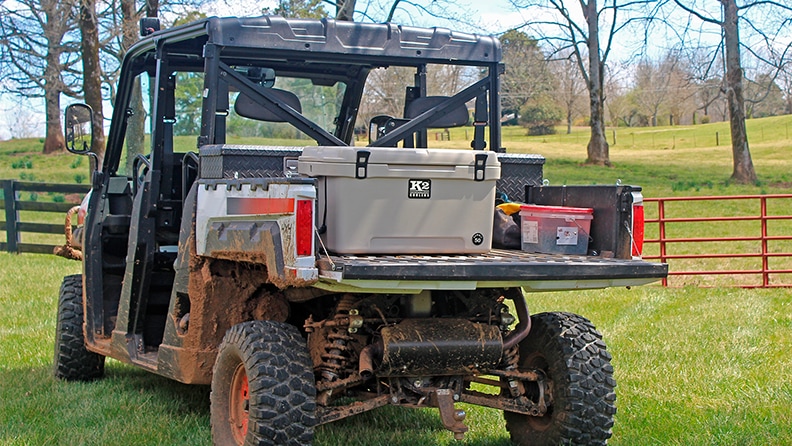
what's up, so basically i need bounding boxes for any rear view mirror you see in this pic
[65,104,93,154]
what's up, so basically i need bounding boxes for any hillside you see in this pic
[2,115,792,198]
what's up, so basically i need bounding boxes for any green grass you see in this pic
[1,254,791,444]
[437,114,792,197]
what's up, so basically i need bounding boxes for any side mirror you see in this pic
[65,104,93,154]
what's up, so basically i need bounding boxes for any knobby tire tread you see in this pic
[212,320,316,446]
[505,311,616,446]
[53,274,105,381]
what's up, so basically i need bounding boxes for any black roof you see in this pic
[131,16,501,67]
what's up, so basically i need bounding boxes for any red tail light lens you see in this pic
[632,203,645,257]
[296,199,313,256]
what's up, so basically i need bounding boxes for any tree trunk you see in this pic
[722,0,757,184]
[41,0,67,154]
[122,0,146,174]
[80,0,106,162]
[43,87,65,154]
[584,0,610,166]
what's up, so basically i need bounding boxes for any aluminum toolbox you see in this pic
[199,145,303,179]
[496,153,545,201]
[298,146,501,254]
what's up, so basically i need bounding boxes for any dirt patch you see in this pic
[64,193,84,204]
[184,256,290,350]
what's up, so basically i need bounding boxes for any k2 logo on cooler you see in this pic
[408,179,431,199]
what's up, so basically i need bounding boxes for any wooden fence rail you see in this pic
[1,180,91,254]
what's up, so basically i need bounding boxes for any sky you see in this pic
[0,0,527,140]
[1,0,788,140]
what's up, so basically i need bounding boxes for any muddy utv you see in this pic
[54,15,666,445]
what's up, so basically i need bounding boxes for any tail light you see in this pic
[631,192,645,258]
[296,199,313,256]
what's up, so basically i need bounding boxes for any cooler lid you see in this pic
[298,146,500,167]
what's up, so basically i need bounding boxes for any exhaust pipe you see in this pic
[502,288,531,351]
[359,342,381,379]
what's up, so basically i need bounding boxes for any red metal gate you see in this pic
[643,194,792,288]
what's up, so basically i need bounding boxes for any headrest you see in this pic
[234,88,302,122]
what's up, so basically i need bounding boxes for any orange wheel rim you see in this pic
[229,364,250,444]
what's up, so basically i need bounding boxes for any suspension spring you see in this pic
[501,344,522,397]
[317,295,359,381]
[502,344,520,370]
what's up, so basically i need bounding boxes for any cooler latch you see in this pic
[474,153,488,182]
[356,150,371,179]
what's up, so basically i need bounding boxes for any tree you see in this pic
[0,0,80,153]
[779,67,792,115]
[509,0,656,166]
[263,0,327,18]
[744,71,786,118]
[670,0,792,183]
[80,0,106,161]
[551,53,587,133]
[629,52,695,126]
[631,59,665,126]
[500,30,555,123]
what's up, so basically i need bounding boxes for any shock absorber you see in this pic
[501,344,524,397]
[317,294,357,382]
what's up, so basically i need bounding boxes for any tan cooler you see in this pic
[298,147,501,254]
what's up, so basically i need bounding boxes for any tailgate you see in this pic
[314,249,668,293]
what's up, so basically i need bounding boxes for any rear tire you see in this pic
[504,312,616,446]
[211,320,316,446]
[53,274,105,381]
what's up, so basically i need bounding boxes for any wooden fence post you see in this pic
[2,180,20,253]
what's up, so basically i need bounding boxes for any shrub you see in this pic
[53,195,65,203]
[74,174,86,184]
[519,102,563,136]
[70,157,83,169]
[11,158,33,169]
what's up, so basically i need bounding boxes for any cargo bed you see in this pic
[314,249,668,292]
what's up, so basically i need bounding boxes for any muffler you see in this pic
[374,319,503,377]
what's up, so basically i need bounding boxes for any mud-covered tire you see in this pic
[53,274,105,381]
[504,312,616,446]
[211,320,316,446]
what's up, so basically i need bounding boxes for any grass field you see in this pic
[1,117,792,444]
[1,254,791,445]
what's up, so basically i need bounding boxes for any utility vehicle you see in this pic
[54,15,667,446]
